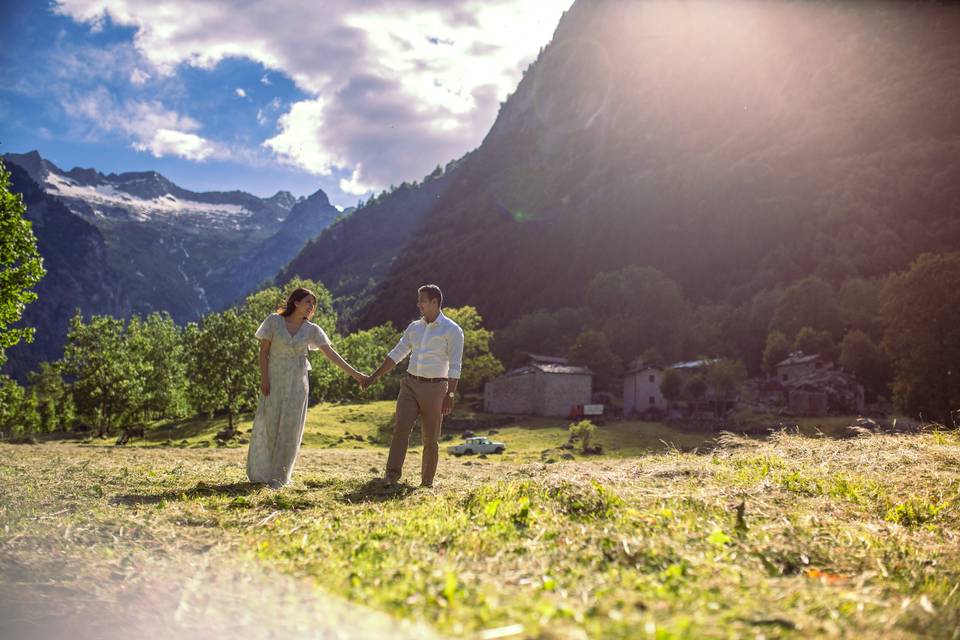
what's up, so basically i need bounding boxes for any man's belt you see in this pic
[407,372,447,383]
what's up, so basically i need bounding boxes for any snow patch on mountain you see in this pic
[44,171,253,228]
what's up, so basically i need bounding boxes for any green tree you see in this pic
[126,312,188,419]
[27,362,74,432]
[0,160,46,366]
[839,330,890,401]
[17,389,41,434]
[881,253,960,427]
[685,303,739,360]
[566,330,621,391]
[443,306,504,393]
[793,327,837,361]
[659,368,684,413]
[706,359,747,416]
[568,419,597,453]
[686,374,707,403]
[311,323,401,403]
[60,313,146,437]
[246,277,336,333]
[731,288,782,376]
[770,276,842,340]
[839,277,883,341]
[184,308,259,432]
[586,266,687,362]
[762,331,791,374]
[0,375,25,438]
[492,307,589,368]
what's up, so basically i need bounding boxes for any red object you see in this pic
[569,404,584,419]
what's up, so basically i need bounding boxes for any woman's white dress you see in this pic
[246,313,330,488]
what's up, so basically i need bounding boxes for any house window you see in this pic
[649,374,655,383]
[782,374,788,381]
[649,396,655,405]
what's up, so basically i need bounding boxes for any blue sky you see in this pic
[0,0,572,207]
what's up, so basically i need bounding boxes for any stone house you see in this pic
[622,364,667,416]
[769,352,864,416]
[623,358,728,417]
[776,351,832,383]
[483,354,593,417]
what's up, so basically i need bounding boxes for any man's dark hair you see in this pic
[418,284,443,306]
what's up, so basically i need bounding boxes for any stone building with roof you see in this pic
[483,354,593,417]
[775,351,833,383]
[774,351,864,415]
[623,358,728,417]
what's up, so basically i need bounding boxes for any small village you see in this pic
[483,350,870,430]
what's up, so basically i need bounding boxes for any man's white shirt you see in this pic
[387,311,464,379]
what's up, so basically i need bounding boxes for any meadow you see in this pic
[1,403,958,639]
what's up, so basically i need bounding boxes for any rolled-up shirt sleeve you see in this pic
[387,324,413,364]
[447,325,465,379]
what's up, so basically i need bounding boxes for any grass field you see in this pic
[2,403,958,639]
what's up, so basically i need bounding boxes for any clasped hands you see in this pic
[353,372,377,390]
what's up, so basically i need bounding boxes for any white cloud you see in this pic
[260,74,271,85]
[135,129,214,161]
[264,99,338,174]
[61,88,217,161]
[339,165,377,196]
[129,67,150,85]
[235,87,246,97]
[52,0,574,192]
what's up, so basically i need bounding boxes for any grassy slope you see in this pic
[2,409,959,638]
[76,401,721,458]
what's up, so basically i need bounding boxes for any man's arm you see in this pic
[365,327,411,388]
[442,325,465,415]
[366,356,398,387]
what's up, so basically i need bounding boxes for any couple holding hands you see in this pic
[245,284,464,490]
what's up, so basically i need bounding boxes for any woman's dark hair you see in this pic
[418,284,443,306]
[277,287,317,317]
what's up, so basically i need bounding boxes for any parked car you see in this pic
[447,436,506,456]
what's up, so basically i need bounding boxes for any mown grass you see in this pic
[2,424,959,639]
[66,401,719,460]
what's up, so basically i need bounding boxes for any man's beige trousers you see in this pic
[386,374,448,485]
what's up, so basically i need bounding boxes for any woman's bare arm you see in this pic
[259,339,271,395]
[319,344,365,382]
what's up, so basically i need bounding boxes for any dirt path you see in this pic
[1,547,443,640]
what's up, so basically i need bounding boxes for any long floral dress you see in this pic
[246,313,330,488]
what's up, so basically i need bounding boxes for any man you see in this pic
[364,284,464,488]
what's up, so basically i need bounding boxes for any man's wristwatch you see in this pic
[447,392,455,398]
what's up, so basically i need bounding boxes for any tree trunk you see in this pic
[938,334,953,429]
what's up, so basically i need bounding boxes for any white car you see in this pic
[448,436,506,456]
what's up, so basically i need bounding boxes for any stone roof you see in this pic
[625,358,718,375]
[532,362,593,376]
[503,361,594,377]
[776,351,829,368]
[525,353,570,364]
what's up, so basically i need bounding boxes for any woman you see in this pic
[246,287,365,488]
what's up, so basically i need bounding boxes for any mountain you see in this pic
[281,0,960,335]
[2,151,340,379]
[279,156,472,326]
[3,162,130,378]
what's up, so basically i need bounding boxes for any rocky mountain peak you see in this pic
[2,150,55,186]
[107,170,178,200]
[266,190,298,211]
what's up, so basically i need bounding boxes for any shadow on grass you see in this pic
[337,478,417,504]
[111,481,263,506]
[143,413,254,443]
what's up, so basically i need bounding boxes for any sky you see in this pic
[0,0,573,207]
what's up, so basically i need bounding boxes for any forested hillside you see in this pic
[282,0,960,374]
